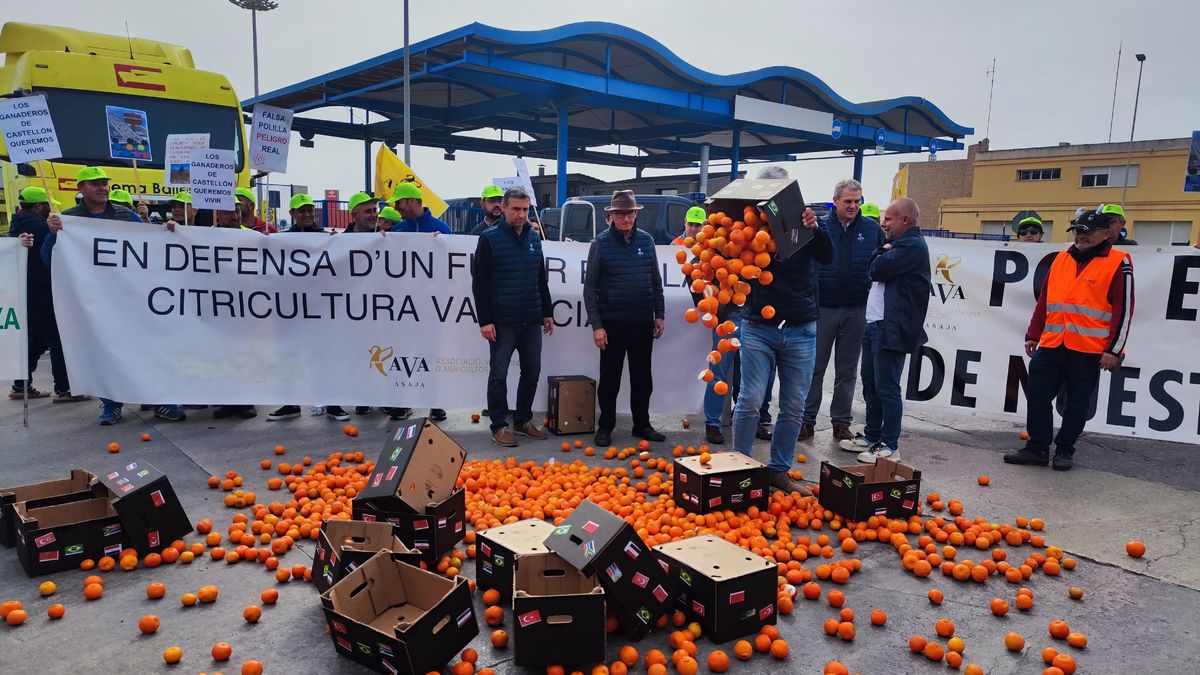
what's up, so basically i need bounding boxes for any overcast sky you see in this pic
[7,0,1198,215]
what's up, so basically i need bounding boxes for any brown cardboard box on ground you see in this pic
[512,551,606,667]
[356,418,466,513]
[313,519,422,595]
[94,458,192,552]
[354,488,467,564]
[0,469,97,548]
[652,535,777,642]
[14,496,134,576]
[475,519,555,602]
[321,550,479,675]
[817,458,922,522]
[673,452,768,515]
[546,375,596,435]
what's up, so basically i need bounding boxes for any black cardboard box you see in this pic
[512,551,606,667]
[543,499,673,639]
[652,535,777,643]
[356,418,466,513]
[14,496,134,576]
[95,458,192,552]
[673,452,768,515]
[0,469,97,548]
[706,178,811,260]
[546,375,596,435]
[476,519,555,602]
[313,519,423,595]
[321,550,479,675]
[354,488,466,564]
[818,458,922,522]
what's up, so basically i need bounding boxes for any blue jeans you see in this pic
[487,322,542,431]
[703,313,772,426]
[732,321,816,474]
[860,322,907,450]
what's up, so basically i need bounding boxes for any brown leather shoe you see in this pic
[797,422,815,440]
[514,421,546,440]
[832,423,853,441]
[491,427,518,447]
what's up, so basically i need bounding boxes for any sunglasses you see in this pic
[1017,227,1041,235]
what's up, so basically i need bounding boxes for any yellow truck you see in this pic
[0,22,249,229]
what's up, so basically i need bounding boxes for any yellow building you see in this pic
[902,138,1200,245]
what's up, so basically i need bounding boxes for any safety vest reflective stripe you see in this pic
[1045,303,1112,322]
[1043,323,1110,338]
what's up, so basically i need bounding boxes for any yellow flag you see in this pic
[373,145,448,218]
[890,165,909,200]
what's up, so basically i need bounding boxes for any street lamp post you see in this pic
[229,1,279,218]
[1120,53,1146,211]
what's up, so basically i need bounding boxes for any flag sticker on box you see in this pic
[582,520,599,534]
[34,532,55,548]
[692,600,705,616]
[624,541,640,559]
[518,609,542,627]
[457,608,473,627]
[39,550,59,562]
[631,572,648,588]
[729,590,745,604]
[652,585,668,603]
[607,563,624,583]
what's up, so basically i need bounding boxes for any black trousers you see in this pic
[597,320,654,431]
[12,299,70,396]
[1025,346,1101,457]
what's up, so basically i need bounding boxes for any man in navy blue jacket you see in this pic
[472,188,554,447]
[839,198,930,462]
[800,179,883,442]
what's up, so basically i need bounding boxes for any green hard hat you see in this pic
[347,191,377,213]
[685,206,707,224]
[289,193,315,210]
[109,189,134,206]
[481,184,504,200]
[170,191,192,205]
[76,166,109,182]
[18,186,61,206]
[235,187,256,204]
[379,206,404,222]
[1099,203,1126,219]
[390,182,422,201]
[860,202,881,219]
[1017,216,1043,228]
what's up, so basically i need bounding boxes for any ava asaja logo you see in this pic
[369,345,429,378]
[931,254,966,303]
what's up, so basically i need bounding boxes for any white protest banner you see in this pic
[188,148,236,210]
[249,103,293,173]
[164,133,210,188]
[51,217,711,412]
[0,239,29,381]
[512,158,539,207]
[904,238,1199,444]
[0,94,61,163]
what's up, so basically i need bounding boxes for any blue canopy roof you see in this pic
[244,21,972,169]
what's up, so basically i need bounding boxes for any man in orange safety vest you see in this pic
[1004,210,1134,471]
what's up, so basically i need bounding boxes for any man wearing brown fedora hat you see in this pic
[583,190,666,447]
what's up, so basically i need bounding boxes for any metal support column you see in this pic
[363,111,372,193]
[556,103,569,207]
[852,149,864,181]
[730,128,740,181]
[699,144,710,195]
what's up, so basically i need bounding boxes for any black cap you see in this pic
[1067,210,1110,232]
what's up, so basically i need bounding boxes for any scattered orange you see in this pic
[482,589,501,606]
[242,660,265,675]
[243,605,262,623]
[212,641,233,661]
[47,604,65,620]
[83,583,103,600]
[768,639,788,659]
[1004,632,1025,651]
[1125,540,1146,558]
[733,640,752,661]
[163,646,183,664]
[490,629,508,649]
[107,442,120,453]
[261,589,279,605]
[484,605,504,626]
[138,614,160,634]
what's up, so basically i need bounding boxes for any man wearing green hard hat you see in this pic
[1098,203,1137,246]
[284,193,323,233]
[378,206,403,232]
[8,186,90,404]
[860,202,882,222]
[673,205,707,245]
[44,167,184,425]
[167,191,207,227]
[344,191,381,233]
[1016,216,1044,243]
[469,184,506,236]
[235,187,276,234]
[390,182,451,234]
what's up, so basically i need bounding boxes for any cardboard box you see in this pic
[95,459,192,552]
[354,488,466,564]
[512,551,606,667]
[652,535,777,643]
[706,178,811,260]
[356,418,466,513]
[818,458,922,522]
[0,469,97,548]
[543,499,673,639]
[475,519,555,602]
[321,550,479,675]
[673,452,768,515]
[546,375,596,435]
[313,519,423,595]
[14,496,134,576]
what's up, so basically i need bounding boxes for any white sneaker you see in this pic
[838,433,875,453]
[857,442,899,463]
